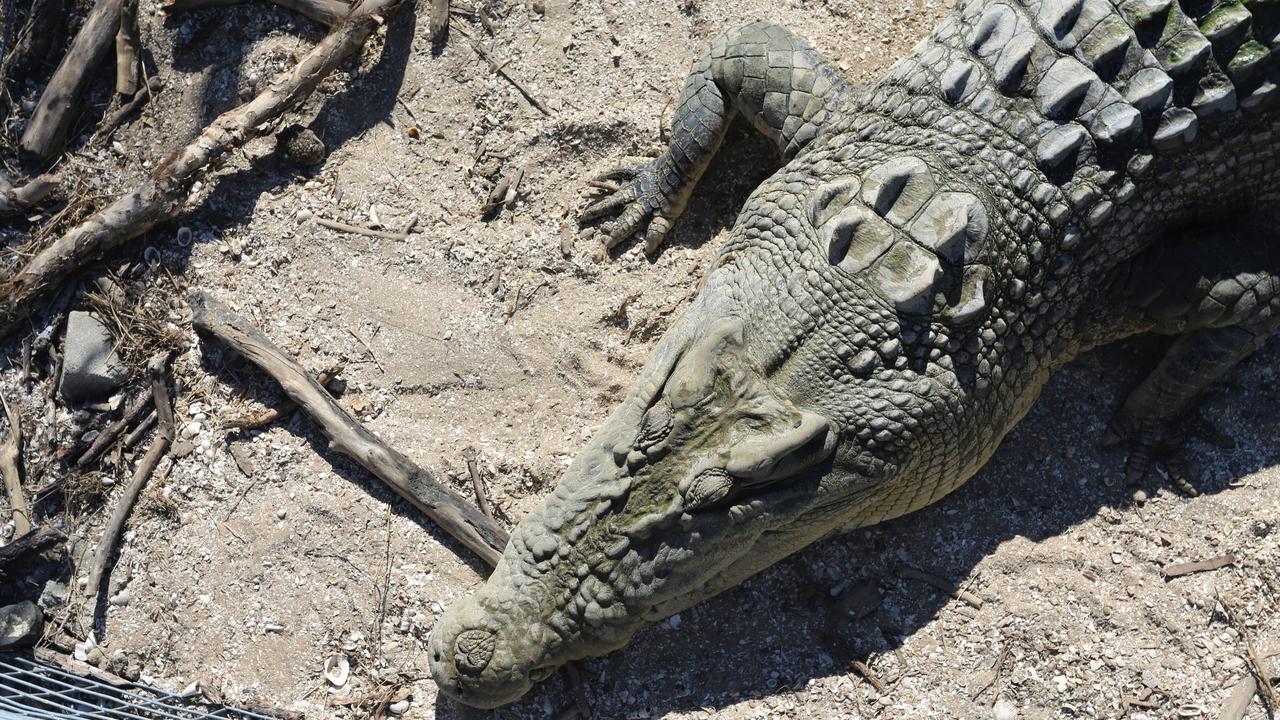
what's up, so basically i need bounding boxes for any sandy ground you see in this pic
[2,0,1278,719]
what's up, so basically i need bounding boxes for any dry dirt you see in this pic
[2,0,1278,719]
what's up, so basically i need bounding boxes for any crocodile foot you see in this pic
[1103,411,1234,496]
[581,156,678,253]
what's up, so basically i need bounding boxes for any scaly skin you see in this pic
[432,2,1280,707]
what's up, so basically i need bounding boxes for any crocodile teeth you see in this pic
[825,205,896,274]
[1089,102,1142,147]
[1151,107,1198,150]
[907,191,988,265]
[1036,123,1088,170]
[1035,57,1098,119]
[1124,67,1173,113]
[946,264,992,326]
[970,4,1019,59]
[940,59,981,105]
[871,242,942,313]
[860,156,936,226]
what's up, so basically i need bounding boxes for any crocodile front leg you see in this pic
[582,21,856,253]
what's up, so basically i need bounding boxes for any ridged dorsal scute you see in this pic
[1124,67,1174,112]
[993,30,1038,90]
[807,178,862,228]
[906,191,989,265]
[1191,74,1238,116]
[1078,16,1134,78]
[1118,0,1172,37]
[1036,123,1088,170]
[940,59,983,104]
[1089,101,1143,146]
[1040,0,1113,50]
[1199,4,1251,43]
[824,205,897,275]
[870,241,942,313]
[1158,30,1212,77]
[944,264,992,326]
[860,156,936,226]
[970,4,1021,59]
[1151,106,1198,149]
[1034,56,1101,119]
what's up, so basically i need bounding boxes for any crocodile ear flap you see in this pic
[725,410,836,483]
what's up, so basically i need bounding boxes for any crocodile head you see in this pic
[429,294,857,707]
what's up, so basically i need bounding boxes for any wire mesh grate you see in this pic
[0,652,285,720]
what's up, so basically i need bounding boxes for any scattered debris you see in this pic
[897,565,984,610]
[0,602,43,649]
[851,658,889,694]
[60,311,129,403]
[1163,554,1236,579]
[316,217,411,241]
[463,446,493,519]
[323,653,349,687]
[280,125,326,167]
[224,365,344,430]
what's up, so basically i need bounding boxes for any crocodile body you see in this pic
[431,0,1280,707]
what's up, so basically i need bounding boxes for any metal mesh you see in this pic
[0,653,284,720]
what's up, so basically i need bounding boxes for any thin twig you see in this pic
[461,446,492,519]
[851,658,889,694]
[1,397,31,536]
[453,25,550,115]
[223,365,342,430]
[93,76,163,146]
[1164,554,1236,579]
[346,329,384,373]
[190,291,508,567]
[75,389,154,470]
[82,353,173,610]
[316,217,410,241]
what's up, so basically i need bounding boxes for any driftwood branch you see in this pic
[189,290,508,567]
[0,174,60,218]
[116,0,141,95]
[161,0,352,26]
[83,353,173,606]
[428,0,448,41]
[0,526,65,580]
[19,0,125,161]
[1,397,31,537]
[0,0,404,341]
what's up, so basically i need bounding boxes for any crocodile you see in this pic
[430,0,1280,707]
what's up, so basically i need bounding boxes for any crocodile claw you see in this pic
[1108,415,1206,496]
[581,156,678,253]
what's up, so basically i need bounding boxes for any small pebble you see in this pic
[388,700,410,715]
[109,590,131,607]
[1133,489,1148,504]
[297,209,314,223]
[276,508,288,520]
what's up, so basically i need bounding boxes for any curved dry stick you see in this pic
[0,0,405,341]
[189,290,508,567]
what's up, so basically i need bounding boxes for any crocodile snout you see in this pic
[429,600,541,709]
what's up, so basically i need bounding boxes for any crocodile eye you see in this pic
[637,399,673,450]
[682,468,733,511]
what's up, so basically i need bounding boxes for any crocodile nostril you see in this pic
[454,629,497,676]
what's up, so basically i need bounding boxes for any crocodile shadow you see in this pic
[432,337,1279,719]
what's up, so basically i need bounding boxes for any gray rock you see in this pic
[60,311,128,404]
[0,601,43,649]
